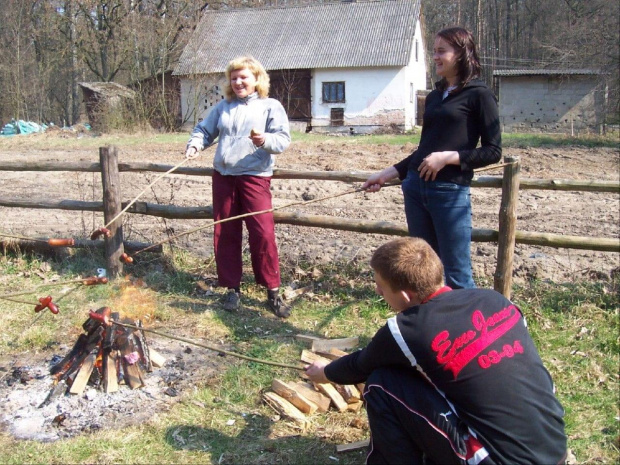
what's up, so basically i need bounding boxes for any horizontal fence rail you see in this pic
[0,161,618,193]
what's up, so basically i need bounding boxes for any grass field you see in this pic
[0,245,617,464]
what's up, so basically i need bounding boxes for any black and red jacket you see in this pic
[325,288,567,463]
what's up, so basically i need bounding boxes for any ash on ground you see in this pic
[0,338,220,442]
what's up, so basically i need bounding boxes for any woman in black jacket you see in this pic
[363,27,501,289]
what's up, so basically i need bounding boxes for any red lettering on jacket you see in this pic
[430,305,522,379]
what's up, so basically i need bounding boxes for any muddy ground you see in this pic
[0,133,618,284]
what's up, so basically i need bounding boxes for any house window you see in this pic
[330,108,344,126]
[415,39,419,62]
[410,83,414,103]
[322,82,345,103]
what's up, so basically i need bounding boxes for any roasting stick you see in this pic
[0,276,108,300]
[89,314,304,371]
[131,183,401,258]
[101,156,193,231]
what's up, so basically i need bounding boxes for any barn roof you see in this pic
[493,69,601,77]
[173,0,421,76]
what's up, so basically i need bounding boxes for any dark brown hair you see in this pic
[436,27,481,92]
[370,238,444,301]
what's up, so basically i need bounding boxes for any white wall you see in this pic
[311,18,427,132]
[179,74,226,131]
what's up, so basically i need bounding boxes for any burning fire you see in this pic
[111,277,157,322]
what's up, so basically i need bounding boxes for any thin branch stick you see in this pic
[103,157,192,229]
[0,232,48,243]
[113,320,304,371]
[474,162,514,173]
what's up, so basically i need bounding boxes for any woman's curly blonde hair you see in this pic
[224,56,270,100]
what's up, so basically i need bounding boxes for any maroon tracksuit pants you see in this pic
[212,171,281,290]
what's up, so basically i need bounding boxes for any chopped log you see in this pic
[149,348,166,368]
[347,401,364,412]
[55,327,104,381]
[295,334,320,346]
[50,334,88,376]
[336,439,370,453]
[118,332,145,389]
[263,391,309,429]
[69,351,97,395]
[316,347,349,360]
[315,382,348,412]
[300,350,332,366]
[103,351,119,393]
[271,379,318,414]
[289,381,331,413]
[311,337,359,352]
[335,383,361,403]
[134,321,152,372]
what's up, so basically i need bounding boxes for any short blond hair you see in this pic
[224,56,270,99]
[370,238,444,300]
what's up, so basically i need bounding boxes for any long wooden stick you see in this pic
[103,157,193,229]
[113,320,304,371]
[133,183,399,256]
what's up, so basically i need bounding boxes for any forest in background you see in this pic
[0,0,618,130]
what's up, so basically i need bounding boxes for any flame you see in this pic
[109,276,157,322]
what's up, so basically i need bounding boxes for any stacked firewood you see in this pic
[48,307,166,396]
[262,335,364,429]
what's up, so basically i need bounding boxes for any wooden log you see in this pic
[271,379,318,414]
[55,327,104,381]
[117,331,145,389]
[494,156,520,299]
[335,383,361,404]
[99,146,124,279]
[295,334,321,346]
[103,351,119,393]
[300,350,332,366]
[134,321,152,372]
[347,400,364,412]
[69,351,97,395]
[336,439,370,453]
[315,382,348,412]
[0,238,161,255]
[289,381,331,413]
[1,160,617,193]
[149,348,166,368]
[311,337,358,352]
[262,391,309,429]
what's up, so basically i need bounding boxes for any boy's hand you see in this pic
[304,360,330,384]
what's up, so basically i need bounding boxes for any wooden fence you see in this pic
[0,147,618,298]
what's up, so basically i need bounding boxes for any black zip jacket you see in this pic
[325,288,566,464]
[394,79,502,185]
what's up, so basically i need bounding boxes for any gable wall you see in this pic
[498,75,606,133]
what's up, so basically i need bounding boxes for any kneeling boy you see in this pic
[305,237,566,464]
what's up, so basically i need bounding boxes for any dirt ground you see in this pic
[0,133,618,284]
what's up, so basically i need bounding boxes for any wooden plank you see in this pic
[103,352,118,393]
[263,391,308,429]
[315,382,348,412]
[335,383,361,403]
[290,381,331,413]
[347,400,364,412]
[316,347,349,360]
[149,348,166,368]
[295,334,320,346]
[69,351,97,395]
[271,379,318,414]
[300,350,332,365]
[311,337,359,352]
[336,439,370,453]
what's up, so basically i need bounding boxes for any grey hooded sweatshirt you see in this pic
[187,92,290,177]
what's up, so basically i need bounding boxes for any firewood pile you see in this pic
[262,335,364,430]
[43,307,166,401]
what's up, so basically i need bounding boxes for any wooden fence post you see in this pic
[494,156,520,298]
[99,146,124,278]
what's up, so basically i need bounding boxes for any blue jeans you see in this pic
[402,170,475,289]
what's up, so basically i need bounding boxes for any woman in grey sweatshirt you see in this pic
[186,56,291,317]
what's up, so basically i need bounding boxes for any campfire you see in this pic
[46,307,165,399]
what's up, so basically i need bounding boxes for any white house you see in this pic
[173,0,426,133]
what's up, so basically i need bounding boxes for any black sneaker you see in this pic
[222,289,240,312]
[267,295,291,318]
